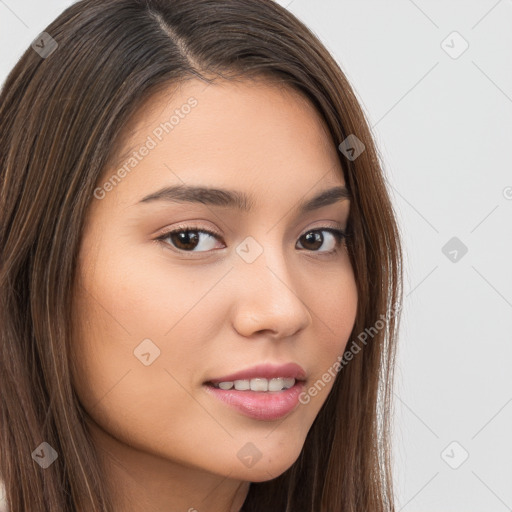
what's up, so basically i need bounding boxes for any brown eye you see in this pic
[296,228,346,254]
[156,226,222,252]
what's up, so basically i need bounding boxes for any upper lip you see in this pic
[205,362,307,385]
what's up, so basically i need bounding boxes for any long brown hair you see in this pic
[0,1,403,510]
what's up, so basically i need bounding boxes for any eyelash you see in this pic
[154,223,348,257]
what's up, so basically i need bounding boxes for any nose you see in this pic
[230,243,312,339]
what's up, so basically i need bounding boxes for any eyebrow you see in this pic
[137,184,351,213]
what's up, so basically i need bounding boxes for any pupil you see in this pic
[174,231,199,250]
[303,231,322,250]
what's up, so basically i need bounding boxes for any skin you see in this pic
[71,76,358,512]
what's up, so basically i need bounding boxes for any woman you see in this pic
[0,0,403,510]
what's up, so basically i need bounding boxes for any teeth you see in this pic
[268,378,284,391]
[234,379,250,391]
[212,377,296,391]
[250,378,267,391]
[282,377,295,389]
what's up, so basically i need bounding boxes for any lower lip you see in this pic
[203,381,306,421]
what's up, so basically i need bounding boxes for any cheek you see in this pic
[298,264,358,412]
[312,259,358,348]
[74,234,221,345]
[70,239,233,455]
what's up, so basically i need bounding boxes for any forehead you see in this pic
[99,77,346,210]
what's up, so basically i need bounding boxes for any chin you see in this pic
[227,447,302,482]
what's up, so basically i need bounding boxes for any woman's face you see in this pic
[72,77,358,488]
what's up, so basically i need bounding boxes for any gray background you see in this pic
[1,0,511,510]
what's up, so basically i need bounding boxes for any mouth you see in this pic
[202,362,308,421]
[202,378,307,421]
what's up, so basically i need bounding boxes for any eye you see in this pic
[155,224,223,253]
[154,224,347,255]
[296,228,346,255]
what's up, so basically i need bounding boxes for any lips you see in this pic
[204,362,307,386]
[203,379,307,421]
